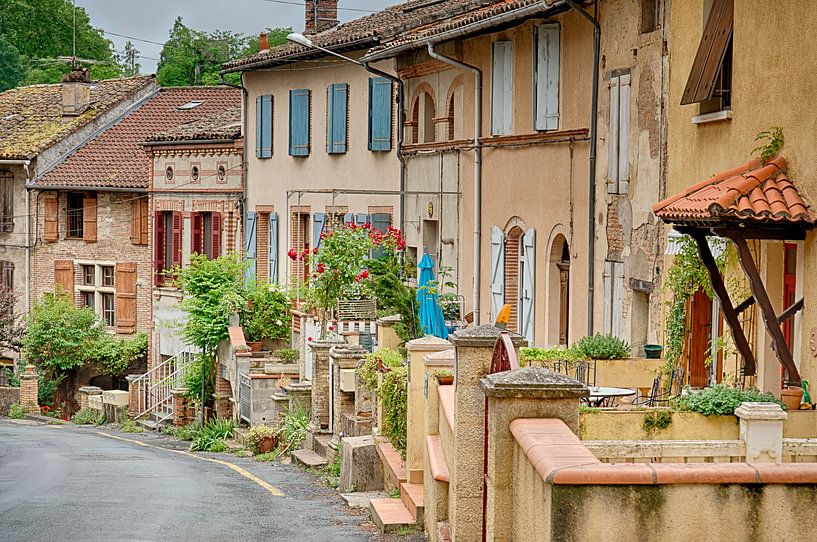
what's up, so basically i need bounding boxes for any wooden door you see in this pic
[781,243,797,386]
[687,288,712,388]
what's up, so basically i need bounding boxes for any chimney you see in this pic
[304,0,339,35]
[259,32,269,51]
[61,68,91,117]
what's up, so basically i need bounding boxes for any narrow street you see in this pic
[0,420,384,542]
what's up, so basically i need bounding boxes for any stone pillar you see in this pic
[126,374,141,417]
[330,344,367,448]
[78,386,103,411]
[353,361,375,437]
[736,401,787,463]
[309,340,344,431]
[405,335,453,484]
[481,367,588,541]
[448,325,527,542]
[423,349,455,444]
[171,388,193,427]
[19,364,38,413]
[376,314,402,350]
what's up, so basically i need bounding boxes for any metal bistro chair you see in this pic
[539,359,597,388]
[634,367,685,407]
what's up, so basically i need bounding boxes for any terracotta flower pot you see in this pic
[435,375,454,386]
[247,341,264,352]
[258,435,277,453]
[781,387,804,410]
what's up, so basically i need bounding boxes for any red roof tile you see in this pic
[653,156,817,226]
[34,87,240,190]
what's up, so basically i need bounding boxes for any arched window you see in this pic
[447,93,456,141]
[422,93,435,143]
[547,235,570,345]
[410,86,437,144]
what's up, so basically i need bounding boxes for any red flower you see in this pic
[316,263,325,273]
[287,248,298,260]
[328,325,334,331]
[355,269,370,282]
[308,337,313,342]
[313,247,319,254]
[312,273,317,279]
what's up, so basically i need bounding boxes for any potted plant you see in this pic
[244,283,291,351]
[434,369,454,386]
[247,425,279,455]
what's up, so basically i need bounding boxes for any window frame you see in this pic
[66,192,84,239]
[75,261,116,329]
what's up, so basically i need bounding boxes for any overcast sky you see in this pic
[80,0,395,73]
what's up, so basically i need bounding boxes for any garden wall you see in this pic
[593,357,664,389]
[0,386,20,415]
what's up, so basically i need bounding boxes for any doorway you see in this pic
[687,288,722,388]
[781,243,797,386]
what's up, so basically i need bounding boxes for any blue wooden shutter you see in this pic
[490,226,505,320]
[289,89,311,156]
[312,212,327,249]
[491,41,513,136]
[368,77,393,151]
[343,212,354,225]
[260,95,273,158]
[535,24,560,131]
[370,213,391,233]
[326,83,348,154]
[355,213,368,226]
[255,96,263,158]
[245,211,257,284]
[269,212,279,282]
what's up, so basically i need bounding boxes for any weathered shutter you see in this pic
[245,211,257,283]
[211,212,222,259]
[370,213,391,233]
[82,195,97,242]
[1,261,13,290]
[681,0,734,105]
[154,211,165,286]
[327,83,348,154]
[343,212,354,225]
[140,199,149,245]
[535,24,560,131]
[607,76,620,192]
[491,40,513,136]
[520,228,536,344]
[289,89,311,157]
[603,260,613,335]
[490,226,505,320]
[54,259,73,296]
[44,194,58,242]
[131,198,148,245]
[191,212,203,255]
[368,77,393,151]
[171,211,182,268]
[257,95,273,158]
[115,262,137,334]
[312,212,327,249]
[618,74,631,192]
[269,212,279,282]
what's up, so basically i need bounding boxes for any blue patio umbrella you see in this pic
[417,253,449,339]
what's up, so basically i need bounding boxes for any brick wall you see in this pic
[606,197,625,261]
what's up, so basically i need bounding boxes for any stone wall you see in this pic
[0,386,19,415]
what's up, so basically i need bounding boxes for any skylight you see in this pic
[177,100,204,110]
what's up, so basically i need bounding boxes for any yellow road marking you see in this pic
[96,431,284,497]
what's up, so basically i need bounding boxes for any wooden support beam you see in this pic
[734,296,755,315]
[691,232,757,376]
[778,298,804,325]
[732,238,801,385]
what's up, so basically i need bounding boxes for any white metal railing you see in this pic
[133,346,197,423]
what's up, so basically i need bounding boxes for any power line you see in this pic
[102,30,165,47]
[257,0,378,13]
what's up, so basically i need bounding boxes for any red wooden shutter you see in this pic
[191,212,203,255]
[154,211,165,286]
[115,262,137,334]
[211,212,222,259]
[680,0,734,105]
[44,194,58,242]
[54,259,74,296]
[171,211,182,268]
[83,195,97,242]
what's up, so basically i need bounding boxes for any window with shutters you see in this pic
[326,83,348,154]
[368,77,393,151]
[491,40,513,136]
[681,0,733,113]
[0,261,12,291]
[191,211,222,260]
[256,94,273,158]
[607,72,631,194]
[76,262,116,327]
[154,210,181,286]
[66,193,84,239]
[290,210,310,284]
[289,89,311,157]
[640,0,663,33]
[0,171,12,232]
[603,260,625,339]
[534,24,560,132]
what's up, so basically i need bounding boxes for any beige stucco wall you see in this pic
[666,0,817,393]
[243,54,400,285]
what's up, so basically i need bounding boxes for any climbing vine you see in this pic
[752,126,784,165]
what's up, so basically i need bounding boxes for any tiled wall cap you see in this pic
[425,348,455,367]
[377,314,402,325]
[309,339,346,349]
[329,344,369,359]
[78,386,103,394]
[285,382,313,392]
[406,335,453,350]
[481,367,589,399]
[734,401,788,420]
[449,324,528,348]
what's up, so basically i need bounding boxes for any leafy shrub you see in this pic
[119,416,144,433]
[520,346,586,363]
[573,334,630,360]
[356,348,403,392]
[676,385,784,416]
[273,348,300,364]
[642,410,673,434]
[190,418,235,452]
[88,332,148,379]
[244,283,291,342]
[71,408,106,426]
[247,425,278,455]
[380,365,408,458]
[7,402,26,419]
[162,422,199,441]
[183,353,216,404]
[276,405,309,454]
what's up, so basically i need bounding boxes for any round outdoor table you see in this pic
[584,386,636,407]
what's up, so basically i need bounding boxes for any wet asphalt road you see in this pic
[0,420,382,542]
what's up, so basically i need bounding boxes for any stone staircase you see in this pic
[368,440,425,532]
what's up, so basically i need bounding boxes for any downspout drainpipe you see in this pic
[426,42,483,325]
[361,63,407,236]
[564,0,601,336]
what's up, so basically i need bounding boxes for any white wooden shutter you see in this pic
[490,226,506,320]
[608,74,631,194]
[607,77,620,193]
[535,24,560,131]
[269,212,279,282]
[521,228,536,344]
[491,41,513,136]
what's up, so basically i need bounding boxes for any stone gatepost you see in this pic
[330,344,367,449]
[736,401,787,463]
[78,386,103,411]
[125,374,141,417]
[309,340,344,432]
[424,349,455,445]
[481,367,588,541]
[448,325,527,542]
[376,314,402,350]
[19,364,38,413]
[286,381,312,414]
[405,336,453,483]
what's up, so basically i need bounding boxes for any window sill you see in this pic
[692,110,732,125]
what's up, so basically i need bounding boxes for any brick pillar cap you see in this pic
[406,335,452,351]
[735,401,788,421]
[480,367,589,399]
[450,324,528,348]
[309,338,345,350]
[329,344,368,359]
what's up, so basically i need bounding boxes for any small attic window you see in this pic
[177,100,203,111]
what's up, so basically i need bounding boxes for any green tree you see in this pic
[0,35,24,90]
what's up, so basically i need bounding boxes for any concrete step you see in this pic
[369,498,417,533]
[375,440,407,489]
[291,449,328,468]
[400,482,424,524]
[313,433,333,458]
[233,428,249,448]
[340,490,389,509]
